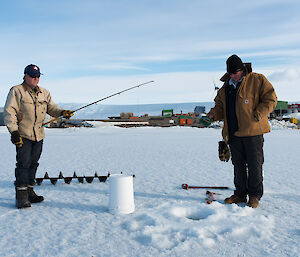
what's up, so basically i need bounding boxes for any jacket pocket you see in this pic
[38,100,47,114]
[36,100,47,124]
[237,96,259,134]
[20,99,34,114]
[238,96,255,119]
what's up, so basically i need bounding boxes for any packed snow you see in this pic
[0,123,299,257]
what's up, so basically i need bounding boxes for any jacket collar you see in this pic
[229,76,244,88]
[22,82,42,94]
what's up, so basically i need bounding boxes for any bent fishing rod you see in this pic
[43,80,154,126]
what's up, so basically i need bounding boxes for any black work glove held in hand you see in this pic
[11,131,23,147]
[218,141,230,162]
[61,110,74,119]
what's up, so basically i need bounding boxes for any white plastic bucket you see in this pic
[108,174,135,214]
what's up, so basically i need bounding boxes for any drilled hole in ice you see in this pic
[172,207,214,221]
[186,214,207,220]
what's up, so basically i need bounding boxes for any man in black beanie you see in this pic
[208,54,277,208]
[226,54,244,75]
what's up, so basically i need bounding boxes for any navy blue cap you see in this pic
[24,64,43,77]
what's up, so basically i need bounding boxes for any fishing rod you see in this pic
[43,80,154,126]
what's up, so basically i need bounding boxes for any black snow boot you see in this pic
[16,187,31,209]
[28,185,44,203]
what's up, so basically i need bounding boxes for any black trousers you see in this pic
[15,138,43,187]
[229,135,264,199]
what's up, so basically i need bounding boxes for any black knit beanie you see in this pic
[226,55,244,74]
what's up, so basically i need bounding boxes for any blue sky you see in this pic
[1,0,300,105]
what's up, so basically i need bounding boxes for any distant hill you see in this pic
[3,100,298,119]
[58,102,215,119]
[57,100,300,119]
[0,102,214,120]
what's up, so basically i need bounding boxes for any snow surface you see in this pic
[0,123,299,257]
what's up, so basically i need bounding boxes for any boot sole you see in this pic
[17,205,31,209]
[224,201,247,204]
[29,197,44,203]
[224,199,247,204]
[29,199,44,203]
[247,203,259,208]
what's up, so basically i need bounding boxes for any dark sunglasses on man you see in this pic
[29,74,40,79]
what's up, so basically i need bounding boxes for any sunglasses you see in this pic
[29,74,40,79]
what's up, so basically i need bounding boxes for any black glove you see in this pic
[11,131,23,147]
[218,141,230,162]
[61,110,74,119]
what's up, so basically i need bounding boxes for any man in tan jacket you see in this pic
[4,64,73,208]
[208,55,277,208]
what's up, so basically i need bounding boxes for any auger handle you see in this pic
[182,184,189,189]
[181,184,229,190]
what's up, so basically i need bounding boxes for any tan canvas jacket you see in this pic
[209,72,277,143]
[4,82,64,142]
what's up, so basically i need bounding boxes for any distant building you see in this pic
[273,101,288,116]
[288,103,300,112]
[162,109,173,117]
[194,106,205,115]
